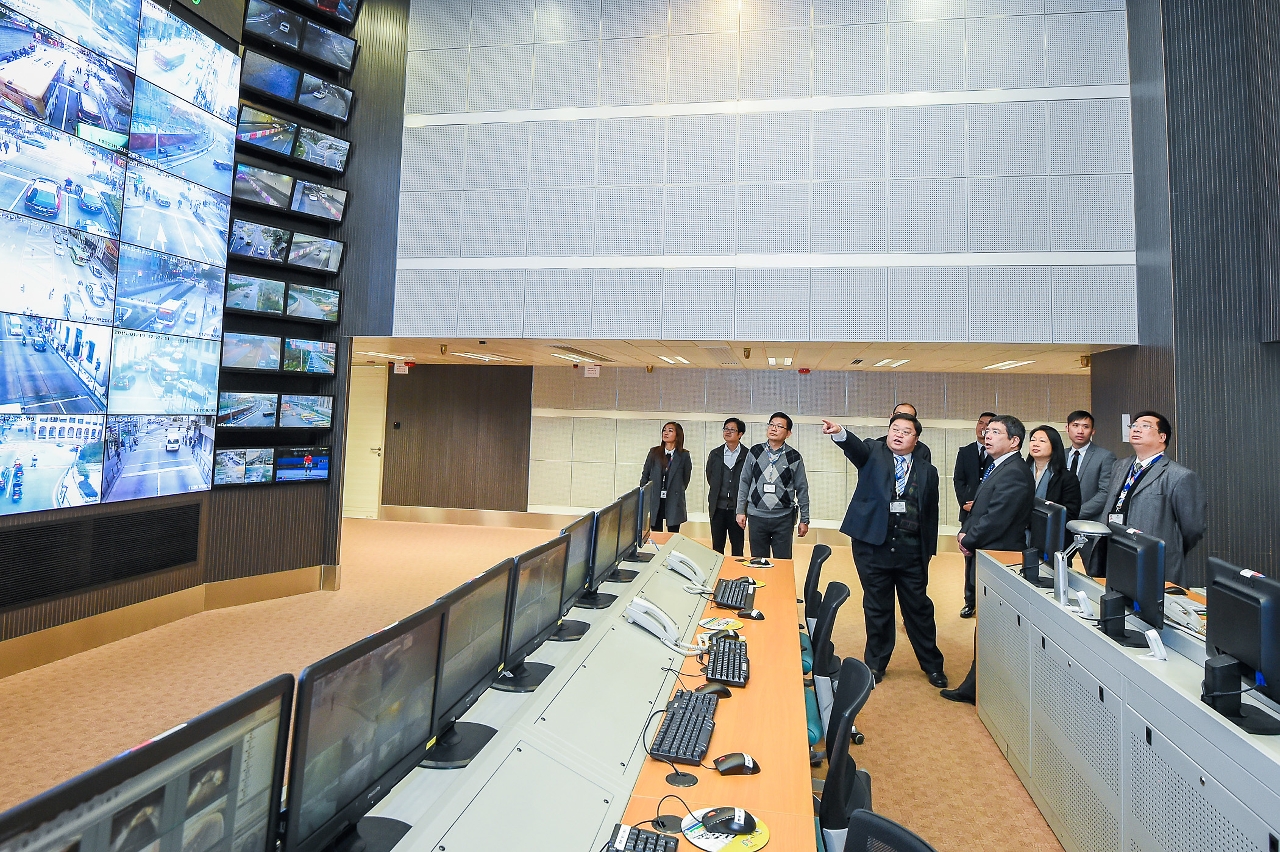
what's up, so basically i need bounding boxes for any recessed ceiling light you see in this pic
[875,358,909,368]
[890,359,909,368]
[550,352,593,364]
[984,360,1036,370]
[355,351,407,360]
[851,359,864,365]
[456,352,520,362]
[767,357,777,366]
[674,356,690,364]
[658,355,676,364]
[783,357,792,366]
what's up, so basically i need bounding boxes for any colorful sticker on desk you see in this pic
[699,617,744,630]
[681,809,769,851]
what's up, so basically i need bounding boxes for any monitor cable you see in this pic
[651,794,698,834]
[1201,683,1258,699]
[641,708,698,788]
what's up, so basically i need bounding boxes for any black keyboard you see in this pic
[713,577,755,610]
[706,637,750,688]
[608,824,678,852]
[650,689,718,765]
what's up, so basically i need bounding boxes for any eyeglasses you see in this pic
[982,428,1006,437]
[1132,421,1161,432]
[722,426,740,433]
[887,428,915,438]
[767,422,789,430]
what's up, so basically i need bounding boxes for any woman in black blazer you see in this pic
[640,422,692,532]
[1026,425,1082,521]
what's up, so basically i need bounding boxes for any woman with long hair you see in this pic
[1026,425,1082,521]
[640,421,692,533]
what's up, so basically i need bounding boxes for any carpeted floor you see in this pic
[0,520,1062,852]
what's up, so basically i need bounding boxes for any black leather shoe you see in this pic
[940,686,975,704]
[960,606,976,618]
[871,669,884,684]
[928,671,948,689]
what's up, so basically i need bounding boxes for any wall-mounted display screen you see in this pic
[287,232,343,273]
[241,49,301,101]
[0,414,105,512]
[236,105,298,155]
[275,446,328,481]
[300,20,356,72]
[279,394,332,428]
[230,219,290,263]
[108,330,219,414]
[295,0,360,25]
[216,447,275,484]
[293,127,349,172]
[282,338,336,374]
[221,332,281,371]
[244,0,303,50]
[233,163,296,210]
[286,284,339,323]
[218,392,278,427]
[290,180,346,222]
[297,74,351,121]
[136,0,241,124]
[18,0,141,70]
[101,415,213,500]
[115,245,226,340]
[226,273,286,315]
[0,218,118,326]
[129,79,236,196]
[0,313,112,413]
[122,160,231,266]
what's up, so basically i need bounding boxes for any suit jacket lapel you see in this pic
[1128,456,1169,500]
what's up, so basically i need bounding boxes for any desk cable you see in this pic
[1202,683,1259,699]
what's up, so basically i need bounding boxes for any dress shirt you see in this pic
[723,444,742,467]
[1068,442,1091,473]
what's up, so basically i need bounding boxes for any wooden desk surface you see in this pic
[622,549,812,849]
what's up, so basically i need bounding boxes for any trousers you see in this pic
[747,512,794,559]
[964,552,976,609]
[710,507,744,556]
[853,538,944,674]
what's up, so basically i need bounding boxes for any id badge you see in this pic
[660,490,667,499]
[763,483,776,493]
[890,500,907,514]
[1108,513,1124,524]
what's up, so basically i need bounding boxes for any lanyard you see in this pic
[894,458,913,497]
[1115,453,1162,510]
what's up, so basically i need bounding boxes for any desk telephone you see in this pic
[666,551,708,588]
[624,597,702,656]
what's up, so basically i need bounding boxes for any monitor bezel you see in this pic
[432,560,513,734]
[294,73,354,123]
[285,231,347,275]
[281,337,338,375]
[298,19,361,74]
[1206,557,1280,704]
[239,48,303,103]
[229,218,293,266]
[217,391,280,427]
[587,498,623,593]
[616,487,641,561]
[284,283,341,324]
[641,481,654,543]
[1029,498,1067,562]
[558,511,595,615]
[277,393,335,429]
[232,162,297,212]
[220,332,284,372]
[1105,522,1166,630]
[287,178,349,225]
[273,446,331,482]
[224,272,289,318]
[504,534,570,670]
[236,104,301,158]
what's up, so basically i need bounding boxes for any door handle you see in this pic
[370,447,382,457]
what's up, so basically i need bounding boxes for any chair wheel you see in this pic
[853,732,865,745]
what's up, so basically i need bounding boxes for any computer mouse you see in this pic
[713,752,760,775]
[701,807,757,836]
[737,609,765,620]
[735,576,760,586]
[695,683,732,698]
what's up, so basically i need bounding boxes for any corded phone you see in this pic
[1164,595,1206,636]
[624,596,701,656]
[666,551,708,588]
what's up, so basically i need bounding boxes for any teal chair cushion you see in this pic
[805,686,822,746]
[815,815,825,852]
[800,632,813,675]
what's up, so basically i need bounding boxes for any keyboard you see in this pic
[650,689,718,765]
[713,577,755,610]
[705,637,750,688]
[608,824,678,852]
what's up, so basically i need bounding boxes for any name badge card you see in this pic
[762,483,776,493]
[890,501,907,514]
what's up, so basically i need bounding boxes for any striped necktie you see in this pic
[893,454,908,496]
[981,460,995,481]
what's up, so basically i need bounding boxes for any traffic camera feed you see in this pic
[240,50,299,102]
[135,0,240,125]
[114,244,224,340]
[122,160,230,266]
[296,0,358,25]
[106,328,218,414]
[0,212,118,325]
[217,391,277,427]
[290,179,344,222]
[274,445,326,481]
[0,414,105,511]
[244,0,302,50]
[286,231,341,273]
[235,105,295,156]
[0,310,111,412]
[225,273,284,315]
[221,332,280,371]
[215,446,272,484]
[229,218,288,263]
[14,0,141,70]
[292,127,348,172]
[297,73,350,121]
[282,337,334,374]
[0,6,136,150]
[128,79,235,196]
[233,163,293,210]
[285,283,338,322]
[101,413,213,501]
[278,394,330,428]
[300,21,355,73]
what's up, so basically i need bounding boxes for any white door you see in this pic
[342,365,388,518]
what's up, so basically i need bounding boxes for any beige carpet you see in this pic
[0,521,1062,852]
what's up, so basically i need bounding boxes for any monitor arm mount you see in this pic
[1053,521,1111,609]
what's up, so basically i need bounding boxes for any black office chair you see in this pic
[803,544,832,633]
[810,582,851,736]
[816,659,874,852]
[842,810,938,852]
[826,657,873,755]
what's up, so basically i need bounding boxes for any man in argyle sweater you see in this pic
[735,412,810,559]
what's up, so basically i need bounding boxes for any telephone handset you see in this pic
[1164,595,1205,636]
[624,596,701,655]
[666,551,707,588]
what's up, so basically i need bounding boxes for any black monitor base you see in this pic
[420,721,496,769]
[1223,705,1280,736]
[324,817,411,852]
[547,619,589,642]
[572,590,617,610]
[629,551,656,563]
[610,567,639,583]
[491,661,553,693]
[1202,654,1280,735]
[1099,592,1150,647]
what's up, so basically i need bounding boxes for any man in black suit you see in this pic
[822,414,946,687]
[954,412,996,616]
[706,417,748,556]
[883,402,931,462]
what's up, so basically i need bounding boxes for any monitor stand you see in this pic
[630,550,656,563]
[1202,654,1280,736]
[1098,592,1149,647]
[491,661,553,693]
[610,567,639,583]
[572,590,617,610]
[420,721,497,769]
[1021,565,1055,589]
[322,817,411,852]
[547,618,589,641]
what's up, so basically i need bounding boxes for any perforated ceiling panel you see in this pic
[602,0,667,40]
[888,20,965,92]
[394,271,460,336]
[457,270,526,337]
[405,49,467,114]
[737,184,811,253]
[814,24,886,96]
[968,101,1049,177]
[741,28,813,101]
[886,268,968,341]
[814,109,885,181]
[468,44,535,112]
[407,0,468,50]
[968,268,1052,342]
[595,186,664,255]
[460,189,529,256]
[811,268,888,341]
[662,269,736,340]
[815,0,886,27]
[663,185,736,254]
[888,179,968,253]
[472,0,533,46]
[601,38,669,106]
[534,40,602,109]
[739,113,812,183]
[811,181,887,253]
[966,14,1047,90]
[465,123,531,188]
[668,32,738,103]
[968,177,1050,252]
[402,126,465,191]
[890,105,966,179]
[591,269,664,338]
[1047,10,1130,86]
[527,187,595,255]
[1049,98,1134,175]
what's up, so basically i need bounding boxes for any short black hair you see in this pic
[989,414,1026,450]
[893,402,917,416]
[1066,410,1094,427]
[889,413,922,436]
[1132,410,1172,444]
[769,412,793,431]
[723,417,746,435]
[979,411,997,421]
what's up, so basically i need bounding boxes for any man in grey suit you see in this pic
[1065,410,1115,521]
[1102,411,1207,587]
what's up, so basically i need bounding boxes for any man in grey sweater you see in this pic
[735,412,810,559]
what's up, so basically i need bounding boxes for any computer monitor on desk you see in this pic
[285,605,444,852]
[620,485,654,565]
[1203,558,1280,734]
[1099,523,1165,647]
[614,487,643,579]
[573,500,622,610]
[422,561,512,769]
[493,535,569,693]
[551,511,596,637]
[1023,499,1066,587]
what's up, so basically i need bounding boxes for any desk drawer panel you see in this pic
[977,582,1031,767]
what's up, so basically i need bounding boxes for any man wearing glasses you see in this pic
[706,417,748,556]
[736,413,810,559]
[1101,411,1205,587]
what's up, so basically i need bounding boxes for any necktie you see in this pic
[1115,457,1154,510]
[981,461,995,481]
[894,455,908,496]
[1069,450,1080,474]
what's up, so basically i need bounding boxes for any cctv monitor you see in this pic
[299,20,358,73]
[1100,523,1165,647]
[293,128,350,173]
[0,676,293,852]
[1204,559,1280,733]
[641,480,656,543]
[295,0,361,26]
[279,395,334,429]
[286,284,340,323]
[214,449,248,485]
[492,535,570,693]
[282,338,337,375]
[296,74,352,122]
[230,220,291,264]
[233,164,295,211]
[422,561,512,769]
[275,447,329,481]
[244,0,303,50]
[218,392,278,427]
[237,106,298,156]
[226,274,287,316]
[240,50,302,102]
[287,232,344,274]
[221,333,282,371]
[611,488,641,581]
[290,180,347,223]
[283,603,443,852]
[571,502,621,610]
[137,0,241,125]
[549,511,595,639]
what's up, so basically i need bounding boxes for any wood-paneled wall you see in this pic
[383,366,533,511]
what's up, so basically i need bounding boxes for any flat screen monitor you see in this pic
[218,392,278,427]
[283,338,337,374]
[1103,522,1166,639]
[115,247,225,340]
[120,160,230,268]
[244,0,303,50]
[230,220,291,264]
[275,447,329,482]
[137,0,241,125]
[129,79,235,196]
[293,128,350,172]
[279,395,334,429]
[0,676,292,852]
[297,74,352,121]
[589,498,622,593]
[559,511,595,615]
[241,50,302,102]
[0,220,116,327]
[102,416,214,501]
[1029,499,1067,562]
[226,274,287,316]
[233,164,295,211]
[3,314,110,414]
[287,285,340,323]
[287,233,344,273]
[617,487,640,561]
[107,331,218,416]
[290,180,347,223]
[495,535,569,692]
[237,106,299,156]
[283,603,444,852]
[641,480,656,543]
[295,0,360,25]
[214,448,247,485]
[222,333,282,371]
[1206,558,1280,709]
[300,20,357,72]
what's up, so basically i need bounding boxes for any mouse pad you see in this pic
[681,809,769,850]
[699,617,744,630]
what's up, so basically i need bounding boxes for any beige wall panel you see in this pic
[573,367,620,409]
[533,366,575,408]
[805,470,847,523]
[944,427,978,476]
[707,369,753,416]
[995,374,1051,424]
[680,419,708,466]
[660,368,709,412]
[572,417,618,463]
[847,372,896,417]
[1048,374,1091,422]
[792,423,847,473]
[920,425,946,466]
[894,372,947,419]
[617,418,666,463]
[798,370,847,417]
[943,372,1000,420]
[530,415,573,460]
[571,461,618,508]
[615,463,645,497]
[750,370,801,415]
[617,368,662,410]
[529,459,572,506]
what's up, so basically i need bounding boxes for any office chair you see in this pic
[803,544,832,633]
[812,653,874,765]
[842,810,938,852]
[810,582,851,739]
[815,659,874,852]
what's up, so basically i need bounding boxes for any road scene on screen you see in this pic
[102,414,212,501]
[217,391,276,427]
[278,394,330,428]
[244,447,273,482]
[290,180,344,221]
[135,0,240,125]
[4,0,140,70]
[297,75,350,121]
[235,106,295,156]
[229,219,288,263]
[213,447,243,484]
[286,284,338,322]
[107,329,218,414]
[0,113,127,238]
[0,311,110,413]
[233,164,292,209]
[0,414,104,512]
[225,273,284,314]
[301,22,355,71]
[293,128,348,171]
[0,214,117,324]
[114,244,224,339]
[287,232,341,272]
[298,0,358,24]
[241,51,299,101]
[0,7,136,150]
[244,0,302,50]
[275,446,326,481]
[221,332,280,370]
[282,338,334,374]
[129,79,234,196]
[122,161,229,266]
